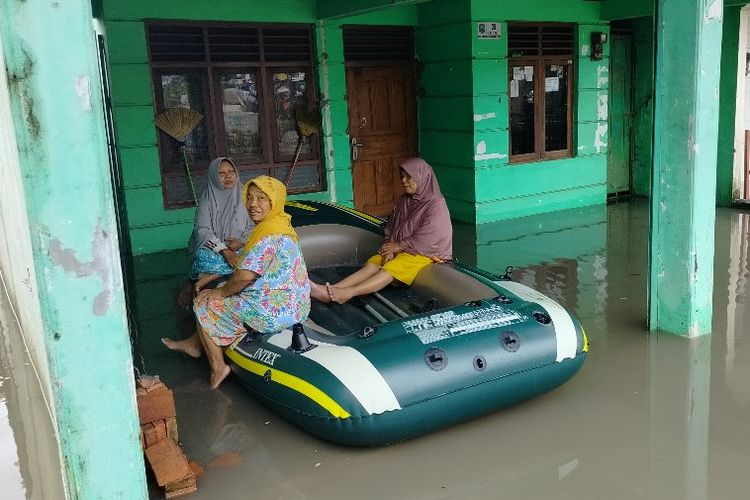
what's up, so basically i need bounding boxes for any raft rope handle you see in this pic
[498,266,515,281]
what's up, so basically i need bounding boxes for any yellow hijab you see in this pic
[238,176,298,260]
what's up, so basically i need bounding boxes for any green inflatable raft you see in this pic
[224,201,588,446]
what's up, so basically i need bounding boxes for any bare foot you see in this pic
[310,281,332,303]
[327,284,354,304]
[161,335,203,358]
[210,364,231,389]
[176,282,195,309]
[195,273,220,292]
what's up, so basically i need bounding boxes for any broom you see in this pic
[283,104,321,186]
[154,107,204,206]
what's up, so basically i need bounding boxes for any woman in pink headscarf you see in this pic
[311,157,452,304]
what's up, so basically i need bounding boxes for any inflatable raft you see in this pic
[225,201,588,446]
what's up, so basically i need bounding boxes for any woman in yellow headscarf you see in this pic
[163,176,311,389]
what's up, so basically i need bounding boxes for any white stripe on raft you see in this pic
[267,330,402,415]
[495,281,578,362]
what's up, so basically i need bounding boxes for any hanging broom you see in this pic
[154,107,204,206]
[283,104,322,186]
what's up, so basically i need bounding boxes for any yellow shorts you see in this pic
[366,252,433,285]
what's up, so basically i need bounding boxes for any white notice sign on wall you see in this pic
[477,22,501,39]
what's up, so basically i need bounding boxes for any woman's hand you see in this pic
[379,241,403,256]
[194,287,224,309]
[382,252,396,263]
[221,249,239,267]
[225,238,243,251]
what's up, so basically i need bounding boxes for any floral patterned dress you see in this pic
[194,234,311,346]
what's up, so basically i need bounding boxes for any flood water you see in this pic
[1,198,749,499]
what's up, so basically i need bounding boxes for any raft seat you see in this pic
[299,223,499,334]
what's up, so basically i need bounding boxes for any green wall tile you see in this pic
[108,63,152,107]
[419,96,474,131]
[120,146,161,188]
[471,0,601,22]
[471,94,507,131]
[133,250,190,283]
[420,130,474,166]
[472,58,507,95]
[445,197,476,223]
[601,0,653,20]
[104,21,147,64]
[333,4,418,25]
[316,24,344,63]
[130,222,193,255]
[417,0,471,26]
[124,186,193,229]
[472,129,509,168]
[576,121,609,155]
[113,105,157,147]
[431,163,476,203]
[324,100,350,131]
[416,22,472,63]
[475,183,605,223]
[421,60,474,96]
[577,89,609,123]
[104,0,317,22]
[475,155,606,202]
[578,59,610,91]
[321,64,347,101]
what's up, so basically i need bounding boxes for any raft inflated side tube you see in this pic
[225,284,587,446]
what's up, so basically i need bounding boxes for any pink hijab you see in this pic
[385,158,453,260]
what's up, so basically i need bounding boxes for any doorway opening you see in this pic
[608,21,635,202]
[735,6,750,204]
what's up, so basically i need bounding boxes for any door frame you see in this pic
[608,27,636,200]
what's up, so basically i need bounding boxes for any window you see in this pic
[147,22,321,208]
[508,23,574,163]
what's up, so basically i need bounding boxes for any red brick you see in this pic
[137,389,176,424]
[144,438,191,487]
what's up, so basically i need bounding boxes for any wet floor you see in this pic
[2,198,749,499]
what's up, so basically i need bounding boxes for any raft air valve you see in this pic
[288,323,316,353]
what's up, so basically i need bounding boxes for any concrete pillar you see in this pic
[0,1,147,498]
[649,0,723,336]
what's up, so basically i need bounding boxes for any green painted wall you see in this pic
[601,0,653,21]
[630,16,654,197]
[418,0,608,224]
[103,0,417,254]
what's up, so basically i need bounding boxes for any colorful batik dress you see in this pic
[195,234,311,346]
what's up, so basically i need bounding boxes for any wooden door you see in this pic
[608,33,633,196]
[346,66,417,216]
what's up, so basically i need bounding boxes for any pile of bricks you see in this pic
[137,376,200,498]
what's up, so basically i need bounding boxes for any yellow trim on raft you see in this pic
[225,348,351,419]
[324,203,384,225]
[285,201,318,211]
[582,327,589,353]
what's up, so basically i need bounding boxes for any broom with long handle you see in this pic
[154,107,204,206]
[284,104,321,186]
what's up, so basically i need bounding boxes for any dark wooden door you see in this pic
[346,66,417,216]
